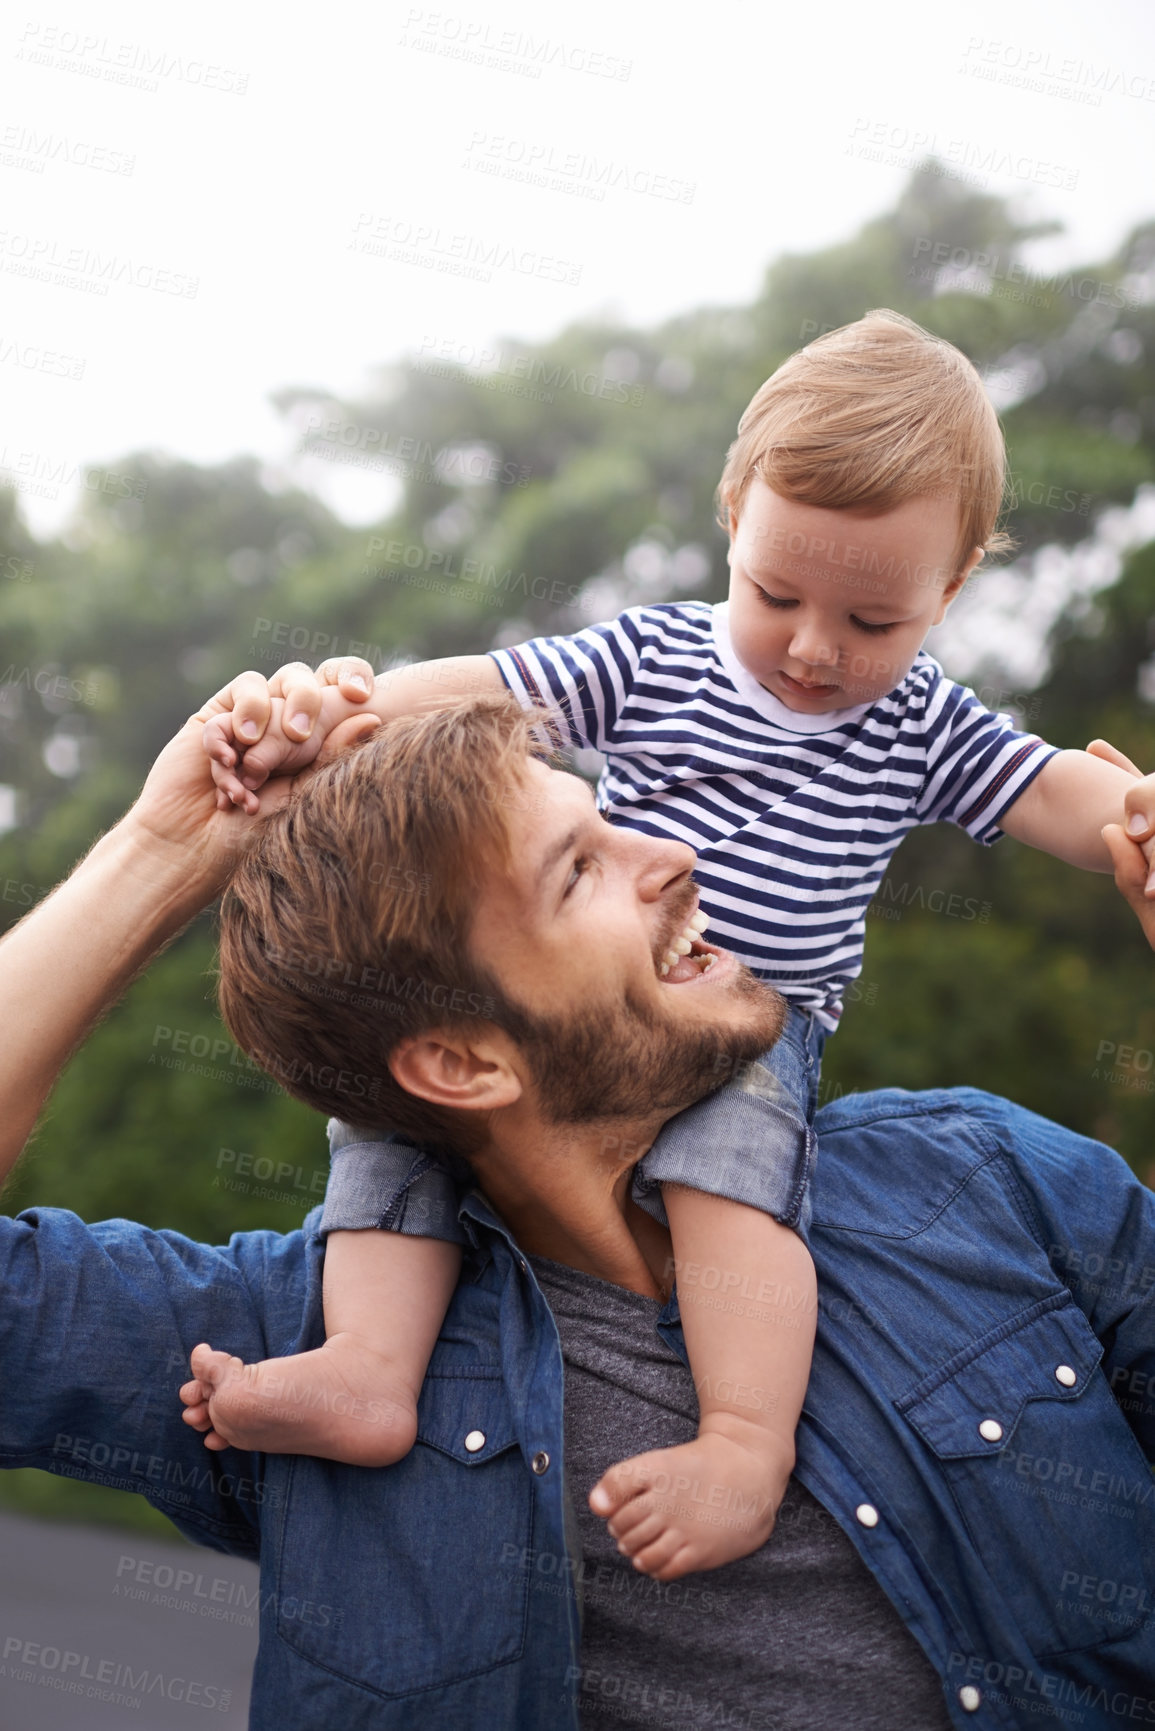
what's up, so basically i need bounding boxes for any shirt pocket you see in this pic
[272,1370,533,1697]
[897,1296,1155,1656]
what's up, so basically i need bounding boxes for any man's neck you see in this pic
[468,1112,674,1299]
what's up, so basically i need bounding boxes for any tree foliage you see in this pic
[4,160,1154,1216]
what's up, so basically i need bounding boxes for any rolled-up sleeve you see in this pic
[0,1206,306,1555]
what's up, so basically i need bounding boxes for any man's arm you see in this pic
[0,669,362,1541]
[0,677,379,1182]
[0,1204,315,1553]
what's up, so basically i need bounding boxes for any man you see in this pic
[1,676,1154,1731]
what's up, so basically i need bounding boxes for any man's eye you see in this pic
[850,616,897,636]
[564,858,589,896]
[754,588,796,610]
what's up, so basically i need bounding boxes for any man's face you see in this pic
[468,759,786,1124]
[726,480,974,713]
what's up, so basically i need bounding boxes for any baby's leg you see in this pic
[179,1230,461,1466]
[590,1188,816,1580]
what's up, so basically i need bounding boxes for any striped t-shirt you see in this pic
[491,601,1056,1029]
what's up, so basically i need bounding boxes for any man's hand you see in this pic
[1088,739,1155,950]
[136,662,381,891]
[203,656,377,814]
[0,666,380,1183]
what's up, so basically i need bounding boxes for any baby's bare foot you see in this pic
[178,1335,419,1467]
[588,1428,790,1580]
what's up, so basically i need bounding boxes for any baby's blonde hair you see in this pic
[718,310,1013,574]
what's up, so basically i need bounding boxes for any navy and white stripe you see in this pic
[491,602,1055,1029]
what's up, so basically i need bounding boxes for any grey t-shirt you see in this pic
[529,1255,953,1731]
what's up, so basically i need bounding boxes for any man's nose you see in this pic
[628,831,696,901]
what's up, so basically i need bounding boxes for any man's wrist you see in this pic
[95,809,225,934]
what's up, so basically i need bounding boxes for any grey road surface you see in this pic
[0,1511,259,1730]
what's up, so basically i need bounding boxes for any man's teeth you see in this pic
[658,909,711,977]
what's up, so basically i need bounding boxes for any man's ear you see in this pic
[933,546,984,625]
[388,1028,524,1114]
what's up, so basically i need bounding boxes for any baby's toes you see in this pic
[189,1343,240,1387]
[590,1457,649,1518]
[632,1531,696,1582]
[608,1498,666,1548]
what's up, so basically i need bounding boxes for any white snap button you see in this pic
[855,1503,879,1527]
[531,1450,550,1475]
[959,1684,981,1711]
[464,1430,486,1453]
[1055,1364,1077,1387]
[978,1419,1003,1442]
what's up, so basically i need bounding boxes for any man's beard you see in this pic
[498,961,787,1127]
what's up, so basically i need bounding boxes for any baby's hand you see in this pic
[204,657,376,813]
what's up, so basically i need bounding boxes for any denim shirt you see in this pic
[2,1088,1154,1730]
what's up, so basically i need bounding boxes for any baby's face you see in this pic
[726,481,980,714]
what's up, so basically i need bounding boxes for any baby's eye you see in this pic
[850,616,897,636]
[754,588,796,610]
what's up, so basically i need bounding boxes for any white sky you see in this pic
[2,0,1154,536]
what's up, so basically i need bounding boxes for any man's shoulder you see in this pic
[812,1086,1035,1182]
[813,1085,1132,1205]
[815,1084,1005,1135]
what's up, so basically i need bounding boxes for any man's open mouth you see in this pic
[657,908,717,983]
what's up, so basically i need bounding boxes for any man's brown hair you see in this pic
[218,694,546,1154]
[717,309,1014,574]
